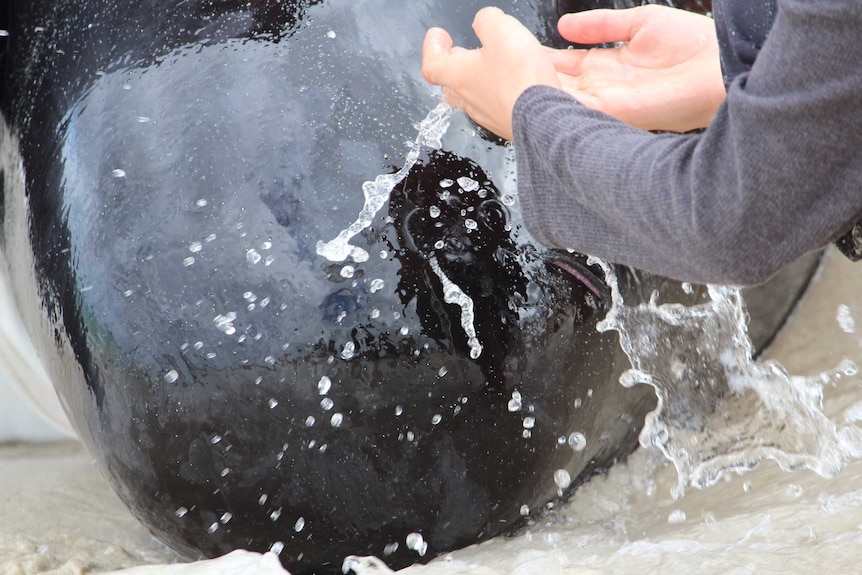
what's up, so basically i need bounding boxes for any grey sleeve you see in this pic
[512,0,862,285]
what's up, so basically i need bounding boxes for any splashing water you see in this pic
[316,103,453,263]
[591,258,862,499]
[429,255,483,360]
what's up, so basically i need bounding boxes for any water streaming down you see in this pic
[316,102,453,263]
[427,255,483,360]
[590,258,862,499]
[316,101,484,360]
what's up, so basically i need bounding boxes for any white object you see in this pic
[0,256,75,440]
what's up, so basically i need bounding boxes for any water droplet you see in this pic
[369,278,385,293]
[205,233,217,242]
[331,413,344,427]
[136,116,151,123]
[221,467,230,477]
[265,355,276,366]
[220,512,233,524]
[400,326,409,336]
[189,241,202,253]
[568,432,587,452]
[395,405,403,416]
[837,304,856,333]
[457,176,479,192]
[464,218,478,230]
[501,194,516,206]
[519,505,530,516]
[294,517,306,531]
[668,509,687,524]
[261,241,272,250]
[246,249,262,264]
[320,397,334,411]
[123,289,133,297]
[383,543,399,556]
[326,29,336,38]
[211,435,222,444]
[270,508,282,521]
[0,30,9,37]
[341,265,355,278]
[341,341,356,360]
[175,507,188,518]
[258,494,268,505]
[193,341,204,350]
[406,533,428,556]
[522,416,535,429]
[183,256,195,267]
[270,542,284,556]
[369,308,381,319]
[207,522,219,533]
[195,199,208,208]
[429,206,441,218]
[553,469,572,489]
[439,179,454,188]
[164,370,179,384]
[305,416,316,427]
[213,313,237,335]
[318,376,332,395]
[268,398,279,409]
[112,168,126,178]
[438,366,448,377]
[431,414,442,425]
[508,390,522,412]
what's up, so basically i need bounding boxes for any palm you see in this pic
[549,5,725,132]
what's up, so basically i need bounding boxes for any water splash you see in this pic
[316,103,453,263]
[592,258,862,499]
[429,255,483,359]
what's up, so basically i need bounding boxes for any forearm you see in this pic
[513,0,862,285]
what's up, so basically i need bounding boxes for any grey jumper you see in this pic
[512,0,862,285]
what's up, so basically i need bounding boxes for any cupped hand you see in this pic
[422,7,561,141]
[549,5,726,132]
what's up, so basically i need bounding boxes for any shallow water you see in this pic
[3,249,862,574]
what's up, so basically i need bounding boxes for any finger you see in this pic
[473,6,537,50]
[421,27,456,86]
[471,6,506,42]
[557,7,648,45]
[543,46,589,76]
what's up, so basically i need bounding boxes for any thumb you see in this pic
[422,27,455,86]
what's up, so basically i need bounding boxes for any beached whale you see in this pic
[0,0,814,573]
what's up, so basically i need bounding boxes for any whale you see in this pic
[0,0,814,573]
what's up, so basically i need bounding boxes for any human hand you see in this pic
[549,5,726,132]
[421,7,561,141]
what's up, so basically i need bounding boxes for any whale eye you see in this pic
[477,199,508,231]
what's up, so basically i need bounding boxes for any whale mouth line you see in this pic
[552,258,610,303]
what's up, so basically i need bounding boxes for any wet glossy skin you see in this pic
[1,1,714,573]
